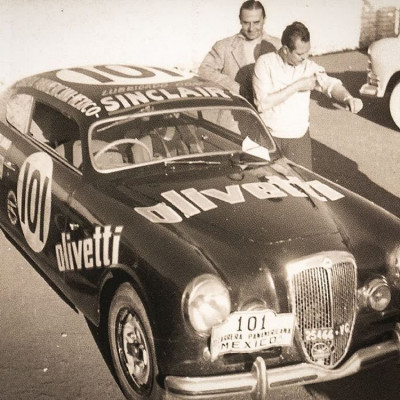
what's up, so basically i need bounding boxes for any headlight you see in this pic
[359,278,391,311]
[387,244,400,289]
[183,274,231,336]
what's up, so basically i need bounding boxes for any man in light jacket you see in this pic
[198,1,280,105]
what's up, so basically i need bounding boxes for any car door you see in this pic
[54,175,126,321]
[0,92,81,292]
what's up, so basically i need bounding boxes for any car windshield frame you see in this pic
[88,105,277,174]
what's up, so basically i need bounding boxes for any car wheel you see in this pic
[389,81,400,130]
[108,283,162,400]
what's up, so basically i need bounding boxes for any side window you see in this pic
[30,102,81,168]
[6,94,34,134]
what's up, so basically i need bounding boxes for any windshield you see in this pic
[89,107,277,172]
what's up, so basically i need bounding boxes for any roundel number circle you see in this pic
[17,152,52,253]
[56,65,193,86]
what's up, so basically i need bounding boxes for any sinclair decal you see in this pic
[17,153,52,252]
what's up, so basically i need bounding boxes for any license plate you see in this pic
[304,322,351,342]
[210,310,295,361]
[304,328,334,342]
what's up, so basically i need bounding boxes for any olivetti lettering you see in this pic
[55,225,123,272]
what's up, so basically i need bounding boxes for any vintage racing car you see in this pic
[1,65,400,400]
[360,33,400,130]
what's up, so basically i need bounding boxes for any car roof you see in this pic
[14,65,248,124]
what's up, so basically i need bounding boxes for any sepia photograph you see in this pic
[0,1,400,399]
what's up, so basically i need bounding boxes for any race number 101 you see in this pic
[237,314,267,332]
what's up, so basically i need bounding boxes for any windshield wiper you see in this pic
[164,160,221,166]
[230,153,271,167]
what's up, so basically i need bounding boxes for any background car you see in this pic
[1,65,400,400]
[360,33,400,130]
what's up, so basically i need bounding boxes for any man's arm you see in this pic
[330,82,363,114]
[253,56,317,112]
[314,69,363,114]
[198,42,240,94]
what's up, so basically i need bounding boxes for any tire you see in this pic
[108,283,162,400]
[389,81,400,130]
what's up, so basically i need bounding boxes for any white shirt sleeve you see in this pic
[253,54,274,114]
[311,62,342,97]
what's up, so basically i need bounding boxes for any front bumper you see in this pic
[165,324,400,400]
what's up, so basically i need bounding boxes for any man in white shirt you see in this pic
[253,21,363,169]
[198,1,280,105]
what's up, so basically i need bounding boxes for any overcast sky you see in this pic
[0,0,246,85]
[2,0,394,86]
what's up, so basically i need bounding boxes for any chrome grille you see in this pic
[287,252,357,369]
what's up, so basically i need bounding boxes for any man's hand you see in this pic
[296,75,318,92]
[345,96,363,114]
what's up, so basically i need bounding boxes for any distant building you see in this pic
[360,0,400,48]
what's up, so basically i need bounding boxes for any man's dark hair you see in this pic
[239,1,266,19]
[281,21,310,50]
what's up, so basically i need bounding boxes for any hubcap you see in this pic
[117,309,151,390]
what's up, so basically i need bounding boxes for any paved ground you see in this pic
[0,51,400,400]
[310,50,400,217]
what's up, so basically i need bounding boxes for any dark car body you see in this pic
[1,65,400,400]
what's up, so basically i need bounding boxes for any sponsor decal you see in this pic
[134,176,345,224]
[100,86,231,114]
[210,309,295,360]
[17,153,52,252]
[100,79,218,96]
[0,134,12,150]
[55,225,123,272]
[56,65,193,85]
[7,190,18,225]
[102,83,170,96]
[33,77,101,118]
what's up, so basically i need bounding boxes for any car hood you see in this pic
[111,160,343,246]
